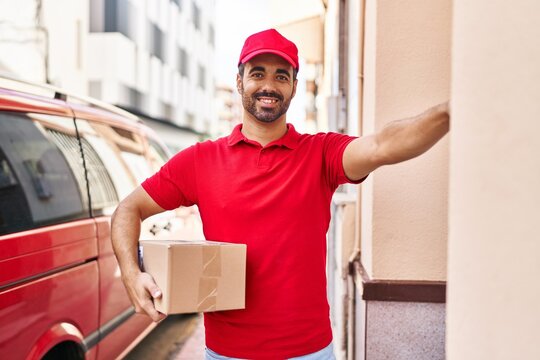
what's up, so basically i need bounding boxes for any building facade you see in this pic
[0,0,216,151]
[88,0,216,145]
[322,1,539,359]
[321,0,451,359]
[447,1,540,359]
[0,0,89,94]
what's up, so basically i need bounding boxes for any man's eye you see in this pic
[277,75,288,81]
[252,73,263,78]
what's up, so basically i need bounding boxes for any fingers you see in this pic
[147,283,162,299]
[141,277,165,322]
[140,297,166,322]
[124,272,166,322]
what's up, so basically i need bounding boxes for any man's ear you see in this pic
[236,74,243,94]
[291,79,298,99]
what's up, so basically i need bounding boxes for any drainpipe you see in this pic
[357,0,366,136]
[35,0,50,84]
[348,0,367,359]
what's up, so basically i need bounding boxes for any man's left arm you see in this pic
[342,102,450,181]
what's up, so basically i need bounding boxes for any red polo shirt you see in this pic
[142,124,362,359]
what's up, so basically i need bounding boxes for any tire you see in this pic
[42,342,84,360]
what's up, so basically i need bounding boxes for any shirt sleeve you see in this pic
[141,144,198,210]
[323,132,368,188]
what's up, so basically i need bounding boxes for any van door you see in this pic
[0,112,99,360]
[72,118,157,359]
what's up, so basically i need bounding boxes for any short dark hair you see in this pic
[238,63,298,81]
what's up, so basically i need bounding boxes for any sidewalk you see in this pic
[173,314,205,359]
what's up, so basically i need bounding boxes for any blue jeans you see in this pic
[205,342,336,360]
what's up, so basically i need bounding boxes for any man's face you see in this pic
[237,53,297,123]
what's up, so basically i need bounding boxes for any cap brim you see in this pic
[240,49,298,70]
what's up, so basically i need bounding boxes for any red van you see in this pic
[0,77,193,359]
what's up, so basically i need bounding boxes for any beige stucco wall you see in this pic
[447,1,540,358]
[360,0,452,281]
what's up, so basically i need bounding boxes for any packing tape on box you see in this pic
[197,245,221,312]
[202,245,221,277]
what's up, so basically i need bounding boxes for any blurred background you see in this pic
[0,0,325,153]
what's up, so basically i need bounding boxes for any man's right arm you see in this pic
[111,186,167,322]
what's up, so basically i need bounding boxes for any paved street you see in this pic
[172,315,205,359]
[125,313,204,360]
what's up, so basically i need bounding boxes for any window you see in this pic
[46,128,89,206]
[162,102,174,120]
[208,24,215,47]
[179,47,189,78]
[185,112,195,128]
[0,113,87,235]
[103,0,119,33]
[78,120,151,203]
[150,22,165,61]
[197,64,206,90]
[0,156,17,190]
[192,2,201,30]
[101,0,137,41]
[0,148,32,235]
[127,85,143,108]
[80,137,119,213]
[147,139,170,171]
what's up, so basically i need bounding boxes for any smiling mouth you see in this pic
[257,97,279,105]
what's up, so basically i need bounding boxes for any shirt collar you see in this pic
[227,123,300,149]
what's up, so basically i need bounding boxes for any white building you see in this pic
[0,0,216,151]
[88,0,217,146]
[214,85,242,137]
[0,0,88,94]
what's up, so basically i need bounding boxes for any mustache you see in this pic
[254,91,283,101]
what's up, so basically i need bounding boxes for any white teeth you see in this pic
[258,98,277,104]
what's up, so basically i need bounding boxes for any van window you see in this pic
[80,136,119,214]
[74,119,151,213]
[0,113,87,235]
[147,139,170,171]
[0,155,17,189]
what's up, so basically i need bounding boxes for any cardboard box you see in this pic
[139,240,246,314]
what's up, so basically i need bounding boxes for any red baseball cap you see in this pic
[238,29,299,71]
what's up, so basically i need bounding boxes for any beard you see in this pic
[241,90,292,123]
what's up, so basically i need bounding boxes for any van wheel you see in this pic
[42,341,84,360]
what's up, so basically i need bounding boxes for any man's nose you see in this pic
[259,79,278,93]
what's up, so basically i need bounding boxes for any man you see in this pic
[111,29,449,359]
